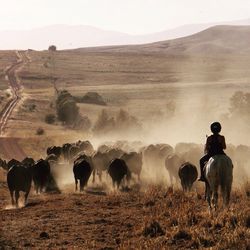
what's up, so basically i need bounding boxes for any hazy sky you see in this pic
[1,0,250,34]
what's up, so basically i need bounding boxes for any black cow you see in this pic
[7,165,32,207]
[47,146,62,158]
[73,158,93,192]
[7,159,22,170]
[121,152,142,181]
[32,159,50,194]
[0,158,7,170]
[178,162,198,192]
[62,143,72,161]
[108,159,131,189]
[22,157,35,167]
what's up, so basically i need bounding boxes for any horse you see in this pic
[205,155,233,210]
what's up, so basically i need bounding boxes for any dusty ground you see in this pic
[0,168,249,249]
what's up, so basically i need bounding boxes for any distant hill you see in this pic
[0,18,250,50]
[82,25,250,55]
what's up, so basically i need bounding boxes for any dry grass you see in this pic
[0,169,249,249]
[0,51,17,111]
[6,49,250,145]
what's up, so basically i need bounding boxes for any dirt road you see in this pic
[0,51,29,160]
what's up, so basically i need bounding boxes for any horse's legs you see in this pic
[181,180,185,192]
[212,184,219,210]
[15,190,19,208]
[224,182,232,207]
[169,174,173,187]
[205,182,212,209]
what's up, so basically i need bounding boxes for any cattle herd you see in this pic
[0,140,249,208]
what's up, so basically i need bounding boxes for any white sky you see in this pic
[1,0,250,34]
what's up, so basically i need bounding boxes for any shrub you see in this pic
[36,127,45,135]
[74,92,106,105]
[45,114,56,124]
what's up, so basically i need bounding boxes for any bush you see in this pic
[36,127,45,135]
[56,90,79,125]
[45,114,56,124]
[74,92,106,106]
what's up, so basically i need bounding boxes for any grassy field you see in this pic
[3,49,250,152]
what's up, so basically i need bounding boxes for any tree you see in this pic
[48,45,57,52]
[56,90,79,125]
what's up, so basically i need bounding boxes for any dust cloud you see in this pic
[42,84,250,191]
[83,86,250,188]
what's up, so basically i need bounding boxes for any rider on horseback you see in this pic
[198,122,226,181]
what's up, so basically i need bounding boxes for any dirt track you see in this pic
[0,51,29,160]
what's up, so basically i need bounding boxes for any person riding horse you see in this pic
[198,122,226,181]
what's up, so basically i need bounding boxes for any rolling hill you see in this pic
[80,25,250,55]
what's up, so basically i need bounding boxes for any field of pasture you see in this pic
[3,49,250,150]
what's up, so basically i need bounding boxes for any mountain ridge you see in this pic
[1,18,250,50]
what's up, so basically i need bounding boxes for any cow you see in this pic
[143,143,173,182]
[108,159,131,189]
[165,154,182,186]
[32,159,50,194]
[7,165,32,207]
[121,152,142,181]
[62,143,72,161]
[22,157,35,168]
[76,140,94,156]
[92,147,125,183]
[178,162,198,192]
[47,146,62,159]
[73,157,93,192]
[91,151,110,183]
[68,145,81,163]
[0,158,8,170]
[7,159,22,170]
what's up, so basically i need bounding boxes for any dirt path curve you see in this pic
[0,51,30,160]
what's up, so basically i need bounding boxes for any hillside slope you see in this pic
[80,25,250,55]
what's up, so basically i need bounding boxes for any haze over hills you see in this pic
[0,19,250,50]
[83,25,250,55]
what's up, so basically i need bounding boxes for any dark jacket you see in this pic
[205,134,226,156]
